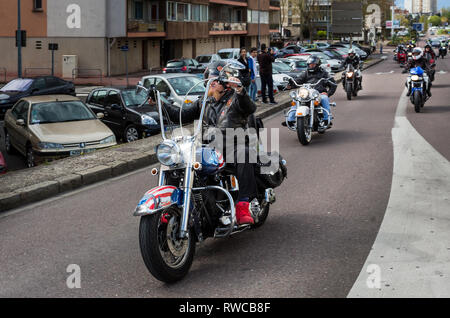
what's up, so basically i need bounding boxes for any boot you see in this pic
[235,201,254,225]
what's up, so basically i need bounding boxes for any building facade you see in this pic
[409,0,437,14]
[0,0,280,78]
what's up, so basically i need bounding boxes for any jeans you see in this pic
[249,81,257,101]
[260,74,275,103]
[287,95,332,122]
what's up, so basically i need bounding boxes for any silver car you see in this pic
[139,74,206,108]
[195,54,221,67]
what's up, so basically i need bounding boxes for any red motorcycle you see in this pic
[397,51,407,64]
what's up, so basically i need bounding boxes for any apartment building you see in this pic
[0,0,280,78]
[409,0,437,14]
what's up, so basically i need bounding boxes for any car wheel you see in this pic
[5,131,16,154]
[124,125,140,143]
[26,145,35,168]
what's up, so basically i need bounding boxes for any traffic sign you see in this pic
[120,45,129,52]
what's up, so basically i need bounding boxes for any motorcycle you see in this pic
[342,64,361,100]
[133,62,287,283]
[439,45,447,59]
[286,78,337,145]
[405,66,428,113]
[397,51,407,65]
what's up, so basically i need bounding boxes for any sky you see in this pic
[395,0,449,10]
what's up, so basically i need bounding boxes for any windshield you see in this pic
[218,51,234,59]
[0,79,33,92]
[312,53,329,61]
[293,60,307,68]
[168,76,205,95]
[167,61,185,68]
[273,62,292,72]
[30,101,96,125]
[122,89,148,107]
[196,56,212,63]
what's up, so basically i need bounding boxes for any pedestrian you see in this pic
[248,47,258,102]
[380,39,383,54]
[257,43,277,105]
[237,48,251,92]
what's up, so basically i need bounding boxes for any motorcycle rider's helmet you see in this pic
[204,60,244,86]
[306,55,321,73]
[348,48,357,59]
[424,44,432,51]
[412,47,424,61]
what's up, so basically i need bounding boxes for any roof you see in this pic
[20,95,79,104]
[141,73,201,80]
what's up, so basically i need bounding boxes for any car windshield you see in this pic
[122,89,148,107]
[167,61,185,68]
[218,51,234,59]
[30,101,96,125]
[0,79,33,92]
[168,76,205,95]
[196,56,212,63]
[293,60,307,68]
[273,62,292,72]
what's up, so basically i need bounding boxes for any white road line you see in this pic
[348,88,450,297]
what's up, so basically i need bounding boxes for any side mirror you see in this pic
[16,119,25,126]
[138,81,143,86]
[110,104,121,110]
[97,112,105,119]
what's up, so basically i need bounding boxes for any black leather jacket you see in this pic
[164,88,256,130]
[343,56,361,69]
[296,68,337,97]
[404,57,430,73]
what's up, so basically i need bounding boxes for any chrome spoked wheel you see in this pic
[159,213,191,269]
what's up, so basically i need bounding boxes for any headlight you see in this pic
[100,135,116,144]
[347,72,354,78]
[411,75,420,81]
[0,99,10,104]
[37,142,64,149]
[299,88,309,99]
[290,91,298,99]
[141,114,157,126]
[156,140,182,166]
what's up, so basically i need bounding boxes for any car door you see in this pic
[8,100,29,155]
[6,101,26,150]
[103,90,125,134]
[87,89,110,127]
[29,78,48,96]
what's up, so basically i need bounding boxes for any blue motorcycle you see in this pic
[406,67,427,113]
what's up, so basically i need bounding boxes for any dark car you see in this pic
[279,45,306,57]
[86,88,168,143]
[272,61,304,85]
[0,76,75,119]
[0,151,6,174]
[162,59,205,76]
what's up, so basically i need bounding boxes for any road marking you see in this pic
[348,88,450,297]
[376,70,394,75]
[437,70,447,75]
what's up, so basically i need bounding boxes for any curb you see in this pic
[0,58,385,213]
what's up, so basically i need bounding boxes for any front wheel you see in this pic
[296,117,312,145]
[346,83,353,100]
[139,207,196,283]
[413,90,422,113]
[124,125,141,143]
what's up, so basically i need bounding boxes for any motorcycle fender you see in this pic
[133,185,183,216]
[296,106,310,117]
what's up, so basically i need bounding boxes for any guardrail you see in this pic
[0,67,6,83]
[72,68,103,83]
[24,68,52,77]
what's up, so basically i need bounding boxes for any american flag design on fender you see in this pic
[138,186,179,211]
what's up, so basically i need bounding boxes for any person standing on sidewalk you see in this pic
[248,47,258,102]
[237,48,251,92]
[257,44,277,105]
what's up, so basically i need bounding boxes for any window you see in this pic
[200,5,208,22]
[105,91,122,106]
[12,101,28,120]
[33,0,43,11]
[154,79,171,96]
[150,3,159,21]
[92,90,108,107]
[192,4,200,21]
[143,78,155,89]
[134,0,144,20]
[167,2,177,21]
[31,78,46,90]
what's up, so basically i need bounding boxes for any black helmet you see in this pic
[306,55,321,73]
[425,44,432,50]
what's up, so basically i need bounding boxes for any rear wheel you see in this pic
[413,90,421,113]
[296,117,311,145]
[139,207,196,283]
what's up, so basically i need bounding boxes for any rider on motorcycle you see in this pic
[283,55,337,127]
[403,47,432,98]
[342,48,363,90]
[161,60,258,225]
[424,44,436,60]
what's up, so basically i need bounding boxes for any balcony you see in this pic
[209,22,247,35]
[209,0,248,7]
[127,20,166,37]
[270,0,281,10]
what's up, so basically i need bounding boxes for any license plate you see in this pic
[70,149,96,156]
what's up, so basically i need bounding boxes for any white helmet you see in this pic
[348,48,357,59]
[412,47,423,61]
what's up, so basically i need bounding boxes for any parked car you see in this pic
[276,58,308,72]
[0,151,6,175]
[3,95,116,168]
[195,54,221,67]
[272,61,304,84]
[329,44,368,59]
[288,54,333,74]
[0,76,76,119]
[139,73,205,109]
[217,48,242,60]
[86,87,168,143]
[162,59,205,76]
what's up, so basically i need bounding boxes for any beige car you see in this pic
[4,95,116,167]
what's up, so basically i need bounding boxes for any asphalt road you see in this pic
[0,51,449,298]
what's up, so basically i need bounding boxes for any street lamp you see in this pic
[17,0,22,78]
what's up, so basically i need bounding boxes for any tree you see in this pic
[429,15,442,26]
[291,0,322,42]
